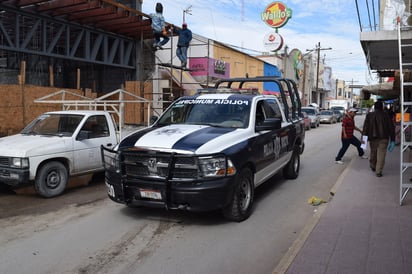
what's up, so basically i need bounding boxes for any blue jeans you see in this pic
[335,136,364,161]
[153,30,169,46]
[176,46,188,63]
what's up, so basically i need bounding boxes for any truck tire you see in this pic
[35,161,68,198]
[222,168,254,222]
[283,147,300,179]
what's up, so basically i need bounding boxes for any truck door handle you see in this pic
[106,143,113,147]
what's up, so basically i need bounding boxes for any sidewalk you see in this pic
[275,145,412,274]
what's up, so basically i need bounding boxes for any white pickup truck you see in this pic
[0,110,118,197]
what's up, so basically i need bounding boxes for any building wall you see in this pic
[0,81,152,137]
[211,42,264,91]
[0,85,85,136]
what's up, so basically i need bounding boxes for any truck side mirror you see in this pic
[76,130,90,141]
[255,118,282,131]
[150,115,158,125]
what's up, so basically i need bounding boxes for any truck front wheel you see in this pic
[222,168,254,222]
[35,161,68,198]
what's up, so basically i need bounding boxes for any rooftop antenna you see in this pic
[183,5,192,23]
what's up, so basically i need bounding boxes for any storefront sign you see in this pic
[190,57,230,78]
[263,32,284,52]
[261,2,292,29]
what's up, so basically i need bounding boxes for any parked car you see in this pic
[333,110,343,122]
[319,110,337,124]
[301,107,320,128]
[302,112,311,130]
[0,110,120,197]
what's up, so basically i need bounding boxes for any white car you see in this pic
[302,107,320,128]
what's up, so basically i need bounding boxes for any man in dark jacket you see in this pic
[363,101,395,177]
[173,23,192,68]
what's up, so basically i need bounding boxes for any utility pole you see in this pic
[345,79,359,107]
[307,42,331,107]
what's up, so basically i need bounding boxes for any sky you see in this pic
[141,0,380,86]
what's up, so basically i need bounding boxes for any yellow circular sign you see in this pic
[261,2,292,29]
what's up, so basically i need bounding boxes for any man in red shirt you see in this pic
[335,108,368,164]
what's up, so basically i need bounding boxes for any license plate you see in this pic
[140,189,162,200]
[105,182,115,197]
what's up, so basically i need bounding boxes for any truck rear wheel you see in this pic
[222,168,254,222]
[35,161,68,198]
[283,147,300,179]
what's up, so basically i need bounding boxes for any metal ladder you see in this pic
[397,16,412,205]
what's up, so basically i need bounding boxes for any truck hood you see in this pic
[120,124,250,154]
[0,134,70,157]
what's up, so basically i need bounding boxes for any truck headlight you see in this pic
[102,149,120,172]
[11,157,29,168]
[198,156,236,177]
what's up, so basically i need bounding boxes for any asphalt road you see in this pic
[0,118,362,274]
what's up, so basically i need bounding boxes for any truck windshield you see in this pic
[21,114,84,136]
[156,98,251,128]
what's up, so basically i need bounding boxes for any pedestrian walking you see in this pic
[335,108,368,164]
[173,23,192,68]
[362,101,395,177]
[150,2,169,50]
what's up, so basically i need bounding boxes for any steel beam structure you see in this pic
[0,4,136,69]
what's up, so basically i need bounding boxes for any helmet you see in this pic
[182,23,187,28]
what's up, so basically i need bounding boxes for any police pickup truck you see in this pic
[0,110,119,197]
[102,76,305,221]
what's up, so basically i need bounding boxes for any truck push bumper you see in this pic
[105,171,236,212]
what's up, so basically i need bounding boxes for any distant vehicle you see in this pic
[319,110,337,124]
[302,107,320,128]
[330,100,348,114]
[302,112,311,130]
[333,110,343,122]
[355,107,362,115]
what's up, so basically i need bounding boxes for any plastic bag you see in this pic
[388,141,395,152]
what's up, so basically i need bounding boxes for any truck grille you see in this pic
[0,157,10,167]
[121,151,198,180]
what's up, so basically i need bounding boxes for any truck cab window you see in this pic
[81,115,109,139]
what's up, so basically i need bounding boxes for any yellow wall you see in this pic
[212,42,264,91]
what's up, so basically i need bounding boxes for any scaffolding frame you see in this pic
[397,17,412,204]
